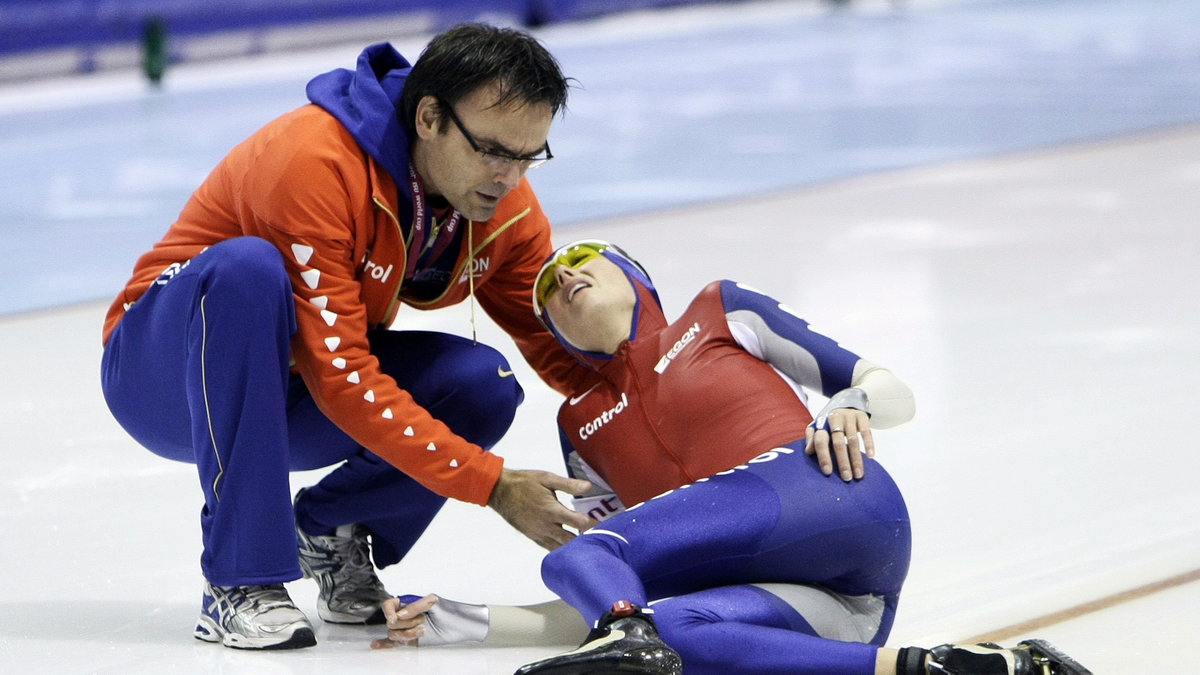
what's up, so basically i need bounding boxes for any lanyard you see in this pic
[405,165,462,281]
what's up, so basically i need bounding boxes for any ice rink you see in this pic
[2,0,1198,672]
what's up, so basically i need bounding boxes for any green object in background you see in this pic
[142,17,167,85]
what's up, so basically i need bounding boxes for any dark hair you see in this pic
[400,23,570,137]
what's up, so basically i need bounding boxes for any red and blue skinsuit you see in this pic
[541,263,912,675]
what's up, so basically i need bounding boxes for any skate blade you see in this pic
[1019,639,1093,675]
[515,658,681,675]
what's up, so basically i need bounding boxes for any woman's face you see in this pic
[542,255,637,354]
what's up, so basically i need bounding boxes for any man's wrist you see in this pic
[487,468,511,508]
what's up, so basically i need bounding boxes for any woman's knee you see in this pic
[540,543,579,592]
[539,532,625,589]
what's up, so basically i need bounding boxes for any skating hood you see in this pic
[535,241,667,371]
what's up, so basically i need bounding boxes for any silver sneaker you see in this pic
[296,518,392,624]
[193,583,316,649]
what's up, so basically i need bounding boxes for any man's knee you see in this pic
[371,333,525,447]
[203,237,289,289]
[445,341,524,407]
[197,237,295,323]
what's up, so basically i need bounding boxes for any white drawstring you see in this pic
[467,221,477,345]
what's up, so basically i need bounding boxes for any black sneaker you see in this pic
[514,600,683,674]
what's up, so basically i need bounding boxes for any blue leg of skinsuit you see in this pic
[101,236,524,585]
[289,329,524,567]
[539,442,911,675]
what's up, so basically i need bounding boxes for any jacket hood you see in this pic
[306,42,413,194]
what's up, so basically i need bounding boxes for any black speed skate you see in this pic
[514,600,683,675]
[925,639,1092,675]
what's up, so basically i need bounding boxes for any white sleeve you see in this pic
[484,601,589,647]
[412,597,587,647]
[850,360,915,428]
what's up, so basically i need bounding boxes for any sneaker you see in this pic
[193,583,316,650]
[295,492,391,624]
[514,600,683,675]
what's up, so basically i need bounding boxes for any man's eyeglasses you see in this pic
[439,100,553,171]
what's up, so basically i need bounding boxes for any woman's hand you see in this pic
[805,408,874,481]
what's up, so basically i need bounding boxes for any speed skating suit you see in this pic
[545,278,913,675]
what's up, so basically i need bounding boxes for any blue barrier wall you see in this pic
[528,0,702,24]
[0,0,735,80]
[0,0,538,51]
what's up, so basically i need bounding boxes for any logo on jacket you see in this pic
[457,257,491,284]
[578,392,629,440]
[363,258,393,283]
[654,322,701,374]
[569,383,600,406]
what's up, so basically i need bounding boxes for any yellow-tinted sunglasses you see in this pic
[533,241,611,312]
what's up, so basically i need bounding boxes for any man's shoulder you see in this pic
[248,104,358,155]
[253,103,332,135]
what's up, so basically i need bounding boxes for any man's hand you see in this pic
[805,408,874,481]
[488,468,593,550]
[371,594,437,648]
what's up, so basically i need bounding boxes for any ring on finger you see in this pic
[830,427,844,434]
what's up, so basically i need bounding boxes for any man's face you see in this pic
[543,256,637,354]
[412,85,553,222]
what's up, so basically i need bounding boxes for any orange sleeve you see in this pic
[239,116,503,506]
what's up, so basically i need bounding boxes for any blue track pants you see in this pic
[101,237,523,586]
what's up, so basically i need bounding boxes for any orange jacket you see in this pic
[103,103,587,506]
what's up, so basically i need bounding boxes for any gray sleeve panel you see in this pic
[751,583,885,644]
[727,309,826,392]
[729,312,914,428]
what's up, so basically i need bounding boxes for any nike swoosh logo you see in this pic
[497,366,514,378]
[560,629,626,656]
[569,384,600,406]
